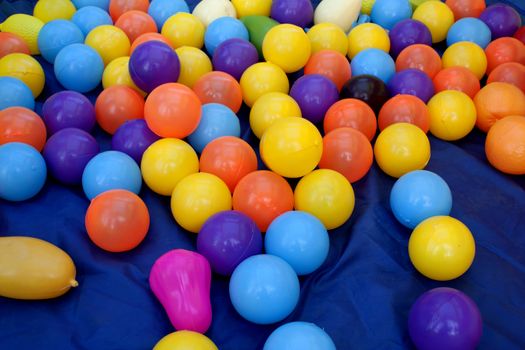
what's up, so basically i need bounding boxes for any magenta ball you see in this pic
[480,4,522,39]
[41,90,96,135]
[271,0,314,28]
[290,74,339,124]
[212,38,259,80]
[111,119,160,164]
[387,69,435,103]
[389,19,432,57]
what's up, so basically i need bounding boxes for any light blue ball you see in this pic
[82,151,142,200]
[205,17,249,56]
[447,17,492,49]
[351,48,396,84]
[72,6,113,36]
[0,143,47,202]
[149,0,189,30]
[229,254,300,324]
[54,44,104,93]
[264,322,337,350]
[371,0,412,31]
[38,20,84,63]
[265,211,329,275]
[0,77,34,111]
[188,103,240,153]
[71,0,109,11]
[390,170,453,229]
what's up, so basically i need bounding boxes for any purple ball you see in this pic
[41,90,96,135]
[43,128,99,185]
[197,210,262,276]
[389,19,432,57]
[480,4,522,39]
[271,0,314,28]
[290,74,339,124]
[129,41,180,93]
[111,119,160,164]
[212,38,259,80]
[409,287,483,350]
[387,69,435,103]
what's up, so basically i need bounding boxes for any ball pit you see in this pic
[72,0,109,10]
[0,107,47,151]
[95,85,144,135]
[102,56,144,95]
[111,119,160,164]
[445,0,486,20]
[264,322,336,350]
[271,0,314,28]
[487,62,525,93]
[340,75,390,114]
[0,77,35,111]
[33,0,76,23]
[240,15,279,58]
[388,19,432,58]
[0,32,30,58]
[115,10,157,43]
[71,6,113,36]
[0,53,45,98]
[485,116,525,175]
[54,43,104,93]
[212,38,259,80]
[240,62,289,107]
[192,0,237,28]
[161,13,205,49]
[37,20,85,64]
[347,23,390,59]
[396,44,442,79]
[371,0,413,31]
[432,66,481,98]
[0,14,44,55]
[262,24,311,74]
[109,0,149,22]
[447,17,492,49]
[378,94,430,132]
[42,90,96,134]
[387,69,435,103]
[480,3,522,39]
[289,74,339,124]
[192,71,243,113]
[85,25,130,66]
[442,41,487,80]
[148,0,189,29]
[324,98,377,141]
[412,0,455,43]
[153,331,217,350]
[249,92,302,139]
[484,37,525,74]
[306,23,348,55]
[130,33,173,54]
[204,17,249,56]
[175,46,212,88]
[304,50,351,91]
[233,0,272,17]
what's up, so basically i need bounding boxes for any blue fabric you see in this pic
[1,1,525,349]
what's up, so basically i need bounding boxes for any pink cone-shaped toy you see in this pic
[149,249,212,333]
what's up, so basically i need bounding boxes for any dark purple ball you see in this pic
[340,75,390,114]
[408,287,483,350]
[389,19,432,57]
[43,128,99,185]
[480,4,522,39]
[129,41,180,93]
[111,119,160,164]
[271,0,314,28]
[387,69,435,103]
[41,90,96,135]
[212,38,259,80]
[197,210,262,276]
[290,74,339,124]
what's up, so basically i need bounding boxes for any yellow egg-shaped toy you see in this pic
[192,0,237,27]
[162,13,205,49]
[361,0,377,15]
[409,216,475,281]
[263,24,311,74]
[250,92,302,139]
[232,0,272,17]
[412,1,454,43]
[240,62,289,107]
[314,0,361,33]
[175,46,213,88]
[294,169,355,230]
[0,236,78,300]
[427,90,477,141]
[154,331,218,350]
[102,56,145,96]
[85,25,130,66]
[307,23,348,55]
[0,53,45,97]
[0,14,44,55]
[442,41,487,80]
[347,23,390,59]
[374,123,431,178]
[33,0,76,23]
[171,172,232,233]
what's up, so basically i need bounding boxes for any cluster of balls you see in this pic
[0,0,524,348]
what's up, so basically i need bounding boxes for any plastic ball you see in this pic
[148,0,189,29]
[351,48,396,84]
[262,24,311,73]
[485,116,525,175]
[54,43,104,93]
[390,170,452,229]
[0,107,46,151]
[249,92,302,139]
[71,6,113,36]
[85,25,130,66]
[193,71,243,113]
[111,119,159,164]
[153,331,218,350]
[233,0,272,17]
[264,322,336,350]
[304,50,351,91]
[212,38,259,80]
[515,26,525,45]
[289,74,339,124]
[229,254,299,324]
[240,62,289,107]
[0,142,47,201]
[0,53,45,97]
[42,90,96,134]
[115,10,157,43]
[197,210,262,275]
[487,62,525,93]
[389,19,432,57]
[396,44,442,78]
[374,123,430,178]
[144,83,202,138]
[95,85,144,135]
[171,172,232,233]
[433,66,481,98]
[270,0,314,28]
[72,0,109,10]
[387,69,435,103]
[192,0,237,28]
[175,46,212,88]
[347,23,390,59]
[43,128,99,185]
[306,23,348,55]
[362,0,376,15]
[130,33,173,54]
[445,0,486,20]
[412,1,454,43]
[340,75,391,114]
[204,17,249,56]
[324,98,377,141]
[109,0,149,22]
[442,42,487,80]
[409,216,475,281]
[0,32,31,58]
[0,14,44,55]
[378,94,430,132]
[240,15,279,58]
[479,3,522,39]
[199,136,258,193]
[371,0,413,31]
[447,17,491,49]
[82,150,142,200]
[37,20,84,64]
[33,0,76,23]
[102,56,144,95]
[140,138,199,196]
[294,169,355,230]
[0,76,34,111]
[161,13,205,49]
[484,37,525,74]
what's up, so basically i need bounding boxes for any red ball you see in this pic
[0,107,46,151]
[378,95,430,132]
[304,49,351,91]
[515,26,525,45]
[95,85,145,135]
[115,10,158,43]
[323,98,377,141]
[487,62,525,93]
[485,37,525,74]
[433,66,481,98]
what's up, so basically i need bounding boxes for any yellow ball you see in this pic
[33,0,76,23]
[409,216,475,281]
[307,23,348,55]
[102,56,145,96]
[85,25,130,66]
[141,138,199,196]
[412,1,454,43]
[347,23,390,59]
[294,169,355,230]
[260,117,322,178]
[240,62,289,107]
[231,0,272,17]
[175,46,213,88]
[0,14,44,55]
[442,41,487,80]
[250,92,302,139]
[171,172,232,233]
[427,90,477,141]
[0,53,45,97]
[154,331,218,350]
[374,123,431,178]
[263,24,311,73]
[162,13,205,49]
[362,0,376,15]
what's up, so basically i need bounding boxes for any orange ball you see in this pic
[0,32,30,58]
[232,170,294,232]
[199,136,258,192]
[85,189,150,252]
[144,83,202,138]
[485,116,525,175]
[95,85,145,134]
[319,127,373,183]
[378,95,430,132]
[115,10,158,43]
[445,0,486,20]
[130,33,173,54]
[323,98,377,141]
[303,50,351,91]
[487,62,525,93]
[474,82,525,132]
[0,107,46,151]
[109,0,149,22]
[485,37,525,74]
[396,44,442,78]
[433,66,481,98]
[192,71,243,113]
